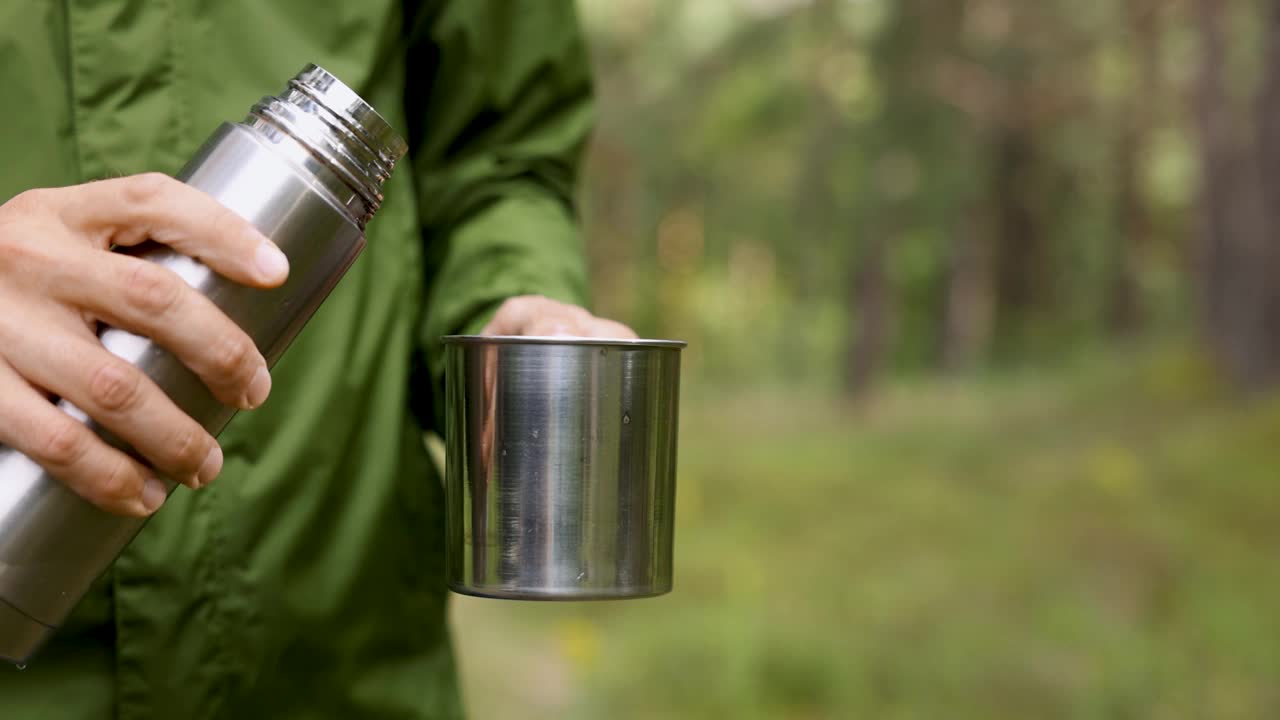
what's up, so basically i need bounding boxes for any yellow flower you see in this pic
[556,618,601,669]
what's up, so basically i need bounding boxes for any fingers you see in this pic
[482,295,640,339]
[54,251,271,410]
[0,360,166,517]
[0,174,265,513]
[2,310,223,491]
[481,295,544,336]
[53,173,289,289]
[577,317,639,339]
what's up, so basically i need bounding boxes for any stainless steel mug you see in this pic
[0,65,406,663]
[443,335,684,599]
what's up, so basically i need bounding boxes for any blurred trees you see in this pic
[577,0,1277,396]
[1196,0,1280,387]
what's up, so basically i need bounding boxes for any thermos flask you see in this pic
[0,64,407,664]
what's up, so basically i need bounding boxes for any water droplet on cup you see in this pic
[622,412,631,425]
[15,664,25,671]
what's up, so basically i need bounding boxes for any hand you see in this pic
[0,174,290,516]
[481,295,638,339]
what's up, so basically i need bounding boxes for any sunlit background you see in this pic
[451,1,1280,717]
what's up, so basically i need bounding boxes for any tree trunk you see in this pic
[1105,0,1167,335]
[1107,1,1161,338]
[939,214,992,371]
[1194,0,1272,387]
[1253,0,1280,386]
[1108,122,1145,337]
[989,116,1046,354]
[846,232,892,396]
[1193,0,1231,356]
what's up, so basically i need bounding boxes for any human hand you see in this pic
[0,173,290,516]
[481,295,638,339]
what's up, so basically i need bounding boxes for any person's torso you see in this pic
[0,2,460,717]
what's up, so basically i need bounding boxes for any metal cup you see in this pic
[443,335,684,599]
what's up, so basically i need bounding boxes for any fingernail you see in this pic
[198,445,223,487]
[254,241,290,282]
[245,366,272,409]
[142,477,168,513]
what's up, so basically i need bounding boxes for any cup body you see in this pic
[443,336,684,599]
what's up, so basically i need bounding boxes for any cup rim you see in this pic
[442,334,687,350]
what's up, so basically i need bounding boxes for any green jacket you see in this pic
[0,1,592,717]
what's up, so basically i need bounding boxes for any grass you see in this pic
[449,350,1280,719]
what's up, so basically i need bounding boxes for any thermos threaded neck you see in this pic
[247,64,408,227]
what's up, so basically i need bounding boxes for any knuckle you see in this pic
[492,305,516,324]
[208,205,252,240]
[88,359,143,413]
[123,172,173,207]
[5,189,48,216]
[123,262,183,315]
[0,226,47,266]
[95,459,139,504]
[34,416,87,466]
[167,426,206,472]
[208,332,256,381]
[499,296,532,316]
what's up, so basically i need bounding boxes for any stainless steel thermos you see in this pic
[0,65,407,664]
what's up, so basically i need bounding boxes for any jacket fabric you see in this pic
[0,1,592,717]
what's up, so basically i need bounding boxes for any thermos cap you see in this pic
[250,65,408,226]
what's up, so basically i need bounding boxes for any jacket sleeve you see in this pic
[402,0,594,424]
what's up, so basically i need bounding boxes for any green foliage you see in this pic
[577,0,1219,387]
